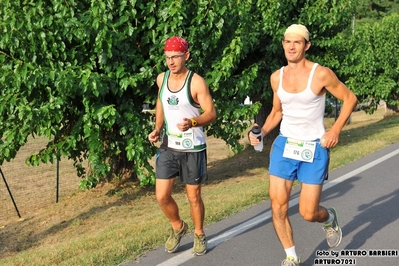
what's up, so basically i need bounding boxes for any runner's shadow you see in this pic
[320,176,360,202]
[304,188,399,265]
[343,188,399,249]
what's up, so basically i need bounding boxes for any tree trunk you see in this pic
[384,93,399,117]
[384,103,399,117]
[107,152,136,184]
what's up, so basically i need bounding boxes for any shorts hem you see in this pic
[268,172,294,180]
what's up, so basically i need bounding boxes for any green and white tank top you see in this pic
[160,70,206,151]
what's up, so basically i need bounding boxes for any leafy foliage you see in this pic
[340,13,399,113]
[0,0,355,188]
[0,0,159,188]
[355,0,399,24]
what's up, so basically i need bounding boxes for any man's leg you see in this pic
[156,178,188,253]
[270,175,302,265]
[299,183,342,248]
[186,184,207,255]
[186,184,204,235]
[269,175,295,248]
[298,183,328,223]
[156,178,183,229]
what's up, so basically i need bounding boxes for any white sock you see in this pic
[285,246,298,261]
[325,210,334,225]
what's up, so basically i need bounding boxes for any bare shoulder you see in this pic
[270,68,281,90]
[156,72,166,88]
[190,72,214,105]
[157,72,166,80]
[192,72,207,83]
[315,64,337,81]
[191,72,209,91]
[313,64,342,90]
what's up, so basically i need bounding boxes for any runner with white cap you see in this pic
[249,24,357,266]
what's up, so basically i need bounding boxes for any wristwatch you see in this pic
[190,118,198,127]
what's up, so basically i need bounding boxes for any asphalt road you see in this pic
[125,142,399,266]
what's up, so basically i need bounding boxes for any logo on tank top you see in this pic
[167,96,179,110]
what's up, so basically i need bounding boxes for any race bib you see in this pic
[167,129,194,150]
[282,138,316,162]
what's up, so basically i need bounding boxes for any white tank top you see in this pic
[277,63,326,141]
[160,70,206,151]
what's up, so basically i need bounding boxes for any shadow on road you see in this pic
[304,185,399,266]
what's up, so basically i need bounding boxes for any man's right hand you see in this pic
[148,129,160,143]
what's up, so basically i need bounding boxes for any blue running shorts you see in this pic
[269,135,329,185]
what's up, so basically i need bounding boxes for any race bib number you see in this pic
[167,129,194,150]
[282,138,316,162]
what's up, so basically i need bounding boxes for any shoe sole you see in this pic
[166,243,180,253]
[192,250,207,256]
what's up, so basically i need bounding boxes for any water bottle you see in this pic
[251,126,263,152]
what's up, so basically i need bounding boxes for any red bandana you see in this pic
[164,36,189,53]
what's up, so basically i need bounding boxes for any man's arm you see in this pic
[261,71,283,136]
[249,70,283,146]
[188,73,217,127]
[320,67,357,147]
[148,73,165,143]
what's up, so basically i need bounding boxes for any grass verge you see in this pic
[0,108,398,266]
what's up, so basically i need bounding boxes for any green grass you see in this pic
[0,108,398,266]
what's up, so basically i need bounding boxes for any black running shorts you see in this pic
[155,148,208,185]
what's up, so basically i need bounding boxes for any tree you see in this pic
[355,0,399,24]
[0,0,162,188]
[340,13,399,114]
[0,0,356,189]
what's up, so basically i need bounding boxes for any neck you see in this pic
[286,59,308,72]
[169,67,189,78]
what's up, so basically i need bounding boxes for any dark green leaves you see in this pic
[0,0,357,189]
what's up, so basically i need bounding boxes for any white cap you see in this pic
[284,24,310,41]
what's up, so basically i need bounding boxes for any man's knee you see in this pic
[156,192,172,205]
[271,201,289,219]
[186,184,202,204]
[299,209,318,222]
[187,194,202,206]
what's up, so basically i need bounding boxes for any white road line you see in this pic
[157,148,399,266]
